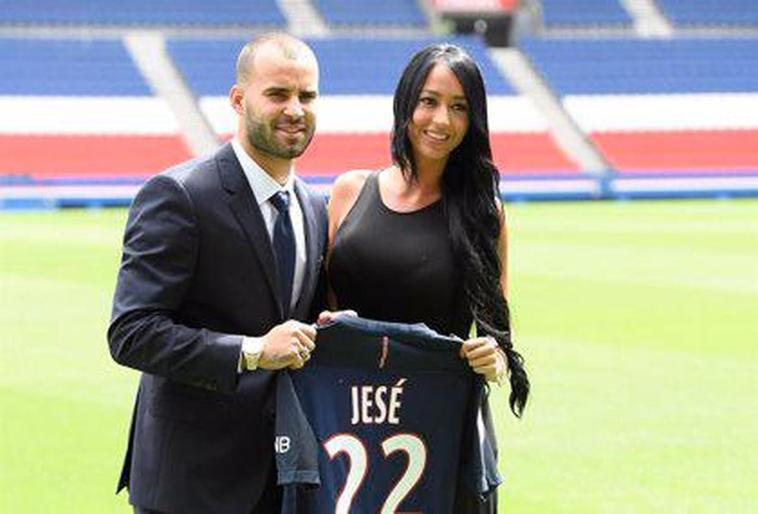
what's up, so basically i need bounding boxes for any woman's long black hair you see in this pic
[391,44,529,417]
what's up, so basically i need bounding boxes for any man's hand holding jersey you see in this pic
[241,311,358,372]
[241,320,316,371]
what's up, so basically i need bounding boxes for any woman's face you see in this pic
[408,63,470,168]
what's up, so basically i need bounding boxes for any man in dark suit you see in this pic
[108,33,328,514]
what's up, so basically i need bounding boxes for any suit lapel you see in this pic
[216,144,283,318]
[293,179,320,317]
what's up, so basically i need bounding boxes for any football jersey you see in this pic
[275,315,501,514]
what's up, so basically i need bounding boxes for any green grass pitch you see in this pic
[1,199,756,513]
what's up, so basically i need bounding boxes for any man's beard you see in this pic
[244,108,314,160]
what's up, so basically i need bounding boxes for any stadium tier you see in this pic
[520,37,758,175]
[168,36,578,179]
[429,0,519,13]
[656,0,758,27]
[312,0,427,27]
[539,0,632,27]
[0,0,285,26]
[0,38,190,181]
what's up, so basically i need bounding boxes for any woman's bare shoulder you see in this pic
[328,170,375,235]
[331,169,373,199]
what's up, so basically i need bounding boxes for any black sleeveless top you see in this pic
[329,172,472,338]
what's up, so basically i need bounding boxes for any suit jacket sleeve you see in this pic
[108,174,242,392]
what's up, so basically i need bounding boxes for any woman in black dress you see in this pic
[326,43,529,511]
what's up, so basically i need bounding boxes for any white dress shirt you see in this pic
[231,138,307,311]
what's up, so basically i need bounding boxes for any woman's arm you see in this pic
[497,198,509,297]
[327,170,371,252]
[460,199,510,382]
[324,170,371,309]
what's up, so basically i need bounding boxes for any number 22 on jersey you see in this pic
[324,433,427,514]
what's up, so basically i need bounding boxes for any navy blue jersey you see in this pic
[275,316,501,514]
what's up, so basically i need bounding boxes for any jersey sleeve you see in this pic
[275,370,321,486]
[460,384,503,501]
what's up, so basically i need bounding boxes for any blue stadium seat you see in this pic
[520,37,758,95]
[0,38,150,95]
[168,36,514,96]
[0,0,285,26]
[312,0,427,27]
[540,0,632,27]
[657,0,758,27]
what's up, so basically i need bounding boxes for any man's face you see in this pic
[235,46,319,163]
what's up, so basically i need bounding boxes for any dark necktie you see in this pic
[270,191,296,317]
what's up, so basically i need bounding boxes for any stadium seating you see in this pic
[520,38,758,94]
[520,37,758,175]
[311,0,427,27]
[0,38,190,180]
[168,35,578,177]
[656,0,758,27]
[169,37,515,97]
[0,0,285,26]
[3,1,755,203]
[539,0,632,27]
[428,0,519,13]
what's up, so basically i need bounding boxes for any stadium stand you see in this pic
[0,38,189,183]
[656,0,758,27]
[539,0,633,27]
[429,0,519,13]
[0,0,286,26]
[311,0,428,27]
[2,0,756,205]
[520,37,758,175]
[168,35,577,179]
[168,37,577,178]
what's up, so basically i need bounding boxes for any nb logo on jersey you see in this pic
[274,436,291,454]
